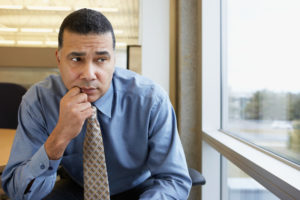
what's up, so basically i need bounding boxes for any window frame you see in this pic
[201,0,300,199]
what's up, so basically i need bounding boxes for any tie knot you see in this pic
[90,106,97,120]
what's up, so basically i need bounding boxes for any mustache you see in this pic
[76,82,98,88]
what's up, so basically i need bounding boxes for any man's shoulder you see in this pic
[113,67,168,101]
[23,74,66,103]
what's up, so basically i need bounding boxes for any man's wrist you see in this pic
[44,127,70,160]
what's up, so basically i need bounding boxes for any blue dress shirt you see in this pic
[1,67,192,200]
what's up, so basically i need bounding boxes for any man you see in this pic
[1,8,192,200]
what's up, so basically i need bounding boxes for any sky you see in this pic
[225,0,300,93]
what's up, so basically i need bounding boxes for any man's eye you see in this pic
[71,57,81,62]
[97,58,106,62]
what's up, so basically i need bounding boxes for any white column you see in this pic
[140,0,170,93]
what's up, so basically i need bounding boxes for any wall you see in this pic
[177,0,202,199]
[140,0,170,93]
[0,47,58,88]
[0,47,57,68]
[115,48,127,69]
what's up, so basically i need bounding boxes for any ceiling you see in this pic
[0,0,140,49]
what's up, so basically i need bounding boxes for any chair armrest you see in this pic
[188,168,206,186]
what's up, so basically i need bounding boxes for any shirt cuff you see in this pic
[28,144,62,177]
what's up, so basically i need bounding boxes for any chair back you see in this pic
[0,83,27,129]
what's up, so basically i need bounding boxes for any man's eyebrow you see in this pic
[67,51,111,57]
[68,52,86,57]
[96,51,111,57]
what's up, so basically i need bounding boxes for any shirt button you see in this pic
[48,166,53,170]
[40,164,45,169]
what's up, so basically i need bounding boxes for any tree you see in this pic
[244,90,288,120]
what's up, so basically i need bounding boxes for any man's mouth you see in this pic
[81,87,97,95]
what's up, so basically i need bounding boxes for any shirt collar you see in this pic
[93,82,113,118]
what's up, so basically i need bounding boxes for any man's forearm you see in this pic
[44,125,71,160]
[3,162,57,200]
[138,177,190,200]
[2,145,61,200]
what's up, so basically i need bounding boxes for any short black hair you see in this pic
[58,8,115,49]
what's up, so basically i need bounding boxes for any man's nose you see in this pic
[80,62,97,81]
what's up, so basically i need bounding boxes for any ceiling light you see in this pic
[17,41,43,45]
[21,28,54,33]
[0,5,23,9]
[26,5,71,11]
[0,27,18,32]
[0,40,15,45]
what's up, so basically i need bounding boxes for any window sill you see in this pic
[202,129,300,200]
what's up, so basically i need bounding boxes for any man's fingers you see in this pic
[81,107,94,119]
[71,102,92,113]
[77,93,88,103]
[79,102,92,112]
[67,87,81,97]
[66,91,88,104]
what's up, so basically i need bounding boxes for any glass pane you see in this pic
[222,157,279,200]
[221,0,300,165]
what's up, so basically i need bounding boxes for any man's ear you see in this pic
[55,49,61,65]
[113,50,116,64]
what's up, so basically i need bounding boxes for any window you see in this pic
[222,157,279,200]
[0,0,139,48]
[201,0,300,199]
[221,0,300,166]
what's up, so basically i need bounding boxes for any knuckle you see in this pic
[82,93,88,101]
[70,107,77,114]
[72,87,80,92]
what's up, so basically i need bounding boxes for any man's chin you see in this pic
[87,95,98,103]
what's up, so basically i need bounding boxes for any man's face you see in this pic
[56,30,115,102]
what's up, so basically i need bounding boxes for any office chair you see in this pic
[189,167,206,186]
[0,82,27,129]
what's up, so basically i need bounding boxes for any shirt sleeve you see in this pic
[140,96,192,200]
[1,98,61,200]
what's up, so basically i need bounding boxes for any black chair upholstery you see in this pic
[189,168,206,186]
[0,83,27,129]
